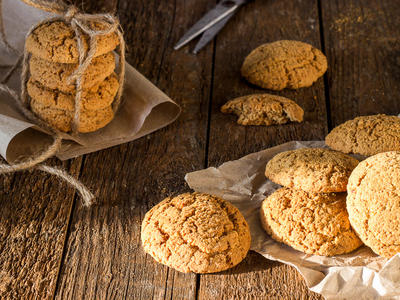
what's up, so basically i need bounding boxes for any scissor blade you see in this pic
[192,12,235,54]
[174,1,241,50]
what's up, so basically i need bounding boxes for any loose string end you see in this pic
[37,164,95,207]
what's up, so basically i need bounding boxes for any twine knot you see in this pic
[64,5,79,22]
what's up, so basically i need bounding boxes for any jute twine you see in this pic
[0,0,126,206]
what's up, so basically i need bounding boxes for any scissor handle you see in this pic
[174,0,252,51]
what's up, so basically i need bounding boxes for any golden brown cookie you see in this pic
[265,148,359,193]
[326,114,400,156]
[26,21,120,64]
[30,99,114,133]
[27,73,119,111]
[141,193,251,273]
[29,52,115,93]
[260,188,362,256]
[221,94,304,126]
[241,40,327,90]
[347,151,400,258]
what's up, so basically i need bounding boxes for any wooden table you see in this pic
[1,0,400,298]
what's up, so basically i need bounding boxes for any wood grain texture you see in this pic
[69,0,117,13]
[0,157,82,299]
[321,0,400,126]
[54,0,214,299]
[198,253,318,299]
[201,0,327,298]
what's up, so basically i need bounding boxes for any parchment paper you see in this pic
[0,0,181,162]
[185,141,400,300]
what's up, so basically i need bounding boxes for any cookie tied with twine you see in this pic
[0,0,126,206]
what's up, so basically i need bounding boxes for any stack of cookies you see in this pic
[25,21,120,133]
[261,148,362,256]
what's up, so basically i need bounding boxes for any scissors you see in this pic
[174,0,251,54]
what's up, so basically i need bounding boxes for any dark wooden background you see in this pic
[1,0,400,299]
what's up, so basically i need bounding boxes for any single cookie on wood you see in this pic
[221,94,304,126]
[27,73,119,111]
[260,188,362,256]
[29,52,115,93]
[326,114,400,156]
[241,40,327,90]
[30,99,114,133]
[265,148,359,193]
[347,151,400,258]
[26,21,120,64]
[141,193,251,273]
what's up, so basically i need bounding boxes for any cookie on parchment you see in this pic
[26,21,120,64]
[260,188,362,256]
[221,94,304,126]
[326,114,400,156]
[265,148,359,193]
[27,73,119,111]
[29,52,115,93]
[30,99,114,133]
[347,151,400,258]
[141,193,251,273]
[241,40,327,90]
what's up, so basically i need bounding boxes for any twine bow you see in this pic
[0,0,126,206]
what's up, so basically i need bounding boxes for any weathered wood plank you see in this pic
[0,157,82,299]
[199,252,317,299]
[321,0,400,126]
[54,0,214,299]
[201,0,327,298]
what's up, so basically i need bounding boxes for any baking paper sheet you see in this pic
[0,0,181,162]
[185,141,400,299]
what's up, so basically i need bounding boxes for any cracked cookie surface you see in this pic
[260,188,362,256]
[347,151,400,258]
[265,148,359,193]
[141,193,251,273]
[29,52,115,93]
[221,93,303,126]
[27,73,119,111]
[326,114,400,156]
[26,21,119,64]
[30,99,114,133]
[241,40,327,90]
